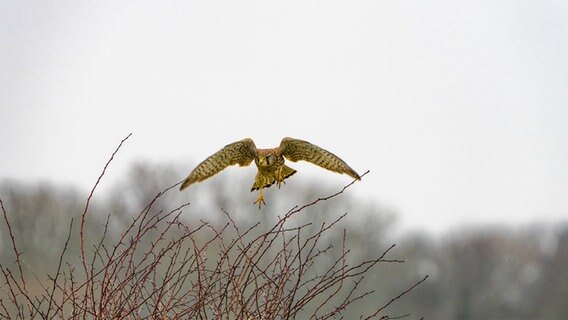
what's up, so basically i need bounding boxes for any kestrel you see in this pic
[180,137,360,208]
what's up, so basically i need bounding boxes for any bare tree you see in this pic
[0,134,426,319]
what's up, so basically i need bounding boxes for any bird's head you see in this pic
[258,154,276,167]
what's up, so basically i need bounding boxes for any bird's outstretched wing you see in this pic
[180,138,257,190]
[278,137,360,180]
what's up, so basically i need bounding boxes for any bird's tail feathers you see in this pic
[280,165,297,182]
[251,165,296,191]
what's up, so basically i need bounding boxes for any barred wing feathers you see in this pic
[278,137,360,180]
[180,138,257,190]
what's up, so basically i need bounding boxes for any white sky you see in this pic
[1,0,567,233]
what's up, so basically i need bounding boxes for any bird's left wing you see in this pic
[278,137,360,180]
[180,138,257,190]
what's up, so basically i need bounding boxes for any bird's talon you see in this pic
[253,190,266,209]
[276,169,286,189]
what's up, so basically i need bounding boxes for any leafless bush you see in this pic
[0,135,426,319]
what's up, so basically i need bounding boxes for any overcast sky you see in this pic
[1,0,567,233]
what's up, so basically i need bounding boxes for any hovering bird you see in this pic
[180,137,360,208]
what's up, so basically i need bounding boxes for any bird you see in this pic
[179,137,360,208]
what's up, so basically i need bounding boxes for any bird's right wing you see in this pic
[180,138,257,190]
[278,137,360,180]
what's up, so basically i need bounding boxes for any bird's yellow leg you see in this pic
[253,189,266,209]
[276,168,286,188]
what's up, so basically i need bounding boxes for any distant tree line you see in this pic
[1,161,566,319]
[0,159,426,319]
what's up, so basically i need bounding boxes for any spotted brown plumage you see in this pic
[180,137,360,208]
